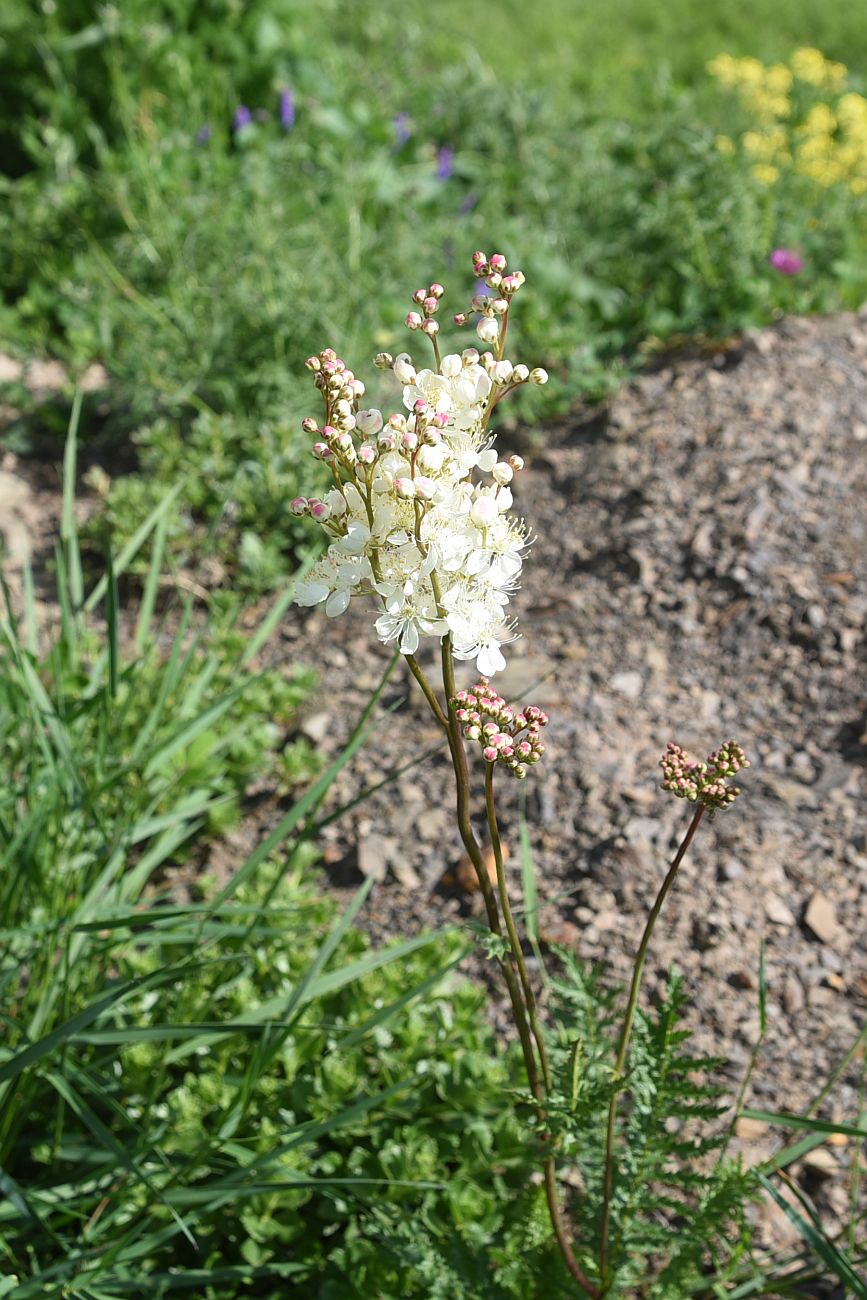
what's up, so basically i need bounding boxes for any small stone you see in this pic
[801,1148,839,1180]
[356,833,397,882]
[416,808,448,841]
[623,816,661,847]
[804,891,838,944]
[719,859,743,882]
[735,1117,768,1141]
[300,711,331,744]
[782,977,805,1015]
[611,670,643,700]
[391,858,422,890]
[729,969,755,990]
[455,844,500,893]
[765,894,796,927]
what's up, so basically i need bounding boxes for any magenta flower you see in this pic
[232,105,253,133]
[769,248,804,275]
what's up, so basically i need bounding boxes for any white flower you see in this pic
[393,354,416,385]
[295,553,372,614]
[476,317,499,345]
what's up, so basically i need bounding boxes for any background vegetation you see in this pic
[2,0,866,584]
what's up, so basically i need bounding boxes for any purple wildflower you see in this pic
[194,124,212,147]
[436,144,454,181]
[769,248,804,275]
[393,112,412,147]
[279,88,295,130]
[233,105,253,133]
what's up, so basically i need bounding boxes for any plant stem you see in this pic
[485,763,552,1094]
[430,637,599,1298]
[404,654,448,729]
[598,803,705,1287]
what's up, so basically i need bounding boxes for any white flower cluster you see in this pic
[292,254,547,676]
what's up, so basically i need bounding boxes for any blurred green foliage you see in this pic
[1,1,865,589]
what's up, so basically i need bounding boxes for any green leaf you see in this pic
[757,1173,867,1298]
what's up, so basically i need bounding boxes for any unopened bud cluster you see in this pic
[449,251,548,386]
[452,678,548,779]
[660,740,750,813]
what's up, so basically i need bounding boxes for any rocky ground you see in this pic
[2,311,866,1263]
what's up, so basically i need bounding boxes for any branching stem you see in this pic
[598,803,706,1286]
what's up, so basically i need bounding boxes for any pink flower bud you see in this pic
[401,429,418,451]
[377,432,397,451]
[429,282,445,298]
[393,476,416,499]
[483,746,498,763]
[431,412,449,429]
[305,356,321,371]
[486,272,503,290]
[405,312,422,329]
[454,311,468,326]
[357,443,377,464]
[309,499,331,520]
[414,475,436,499]
[462,348,480,365]
[491,360,513,384]
[301,416,318,434]
[414,398,428,414]
[491,297,509,315]
[421,318,439,336]
[472,250,488,268]
[423,296,438,314]
[290,496,308,514]
[489,253,507,272]
[312,442,332,459]
[412,288,426,303]
[350,379,365,398]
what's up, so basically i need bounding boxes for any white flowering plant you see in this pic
[290,253,774,1297]
[292,250,547,685]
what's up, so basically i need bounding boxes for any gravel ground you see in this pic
[277,310,867,1253]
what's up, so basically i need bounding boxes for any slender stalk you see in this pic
[485,763,552,1094]
[404,654,448,729]
[544,1156,600,1298]
[598,803,705,1286]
